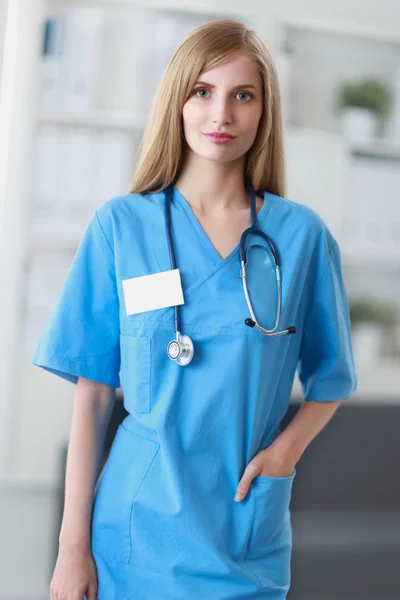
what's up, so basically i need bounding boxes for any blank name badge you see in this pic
[122,268,185,316]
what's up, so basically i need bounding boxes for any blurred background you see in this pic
[0,1,399,599]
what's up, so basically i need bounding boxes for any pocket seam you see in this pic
[91,425,160,563]
[119,421,160,448]
[127,441,160,561]
[243,491,276,589]
[253,467,297,486]
[120,333,152,413]
[243,474,295,588]
[138,336,151,412]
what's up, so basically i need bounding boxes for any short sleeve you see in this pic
[297,237,358,401]
[32,209,121,387]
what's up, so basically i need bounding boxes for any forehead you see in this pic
[197,54,260,86]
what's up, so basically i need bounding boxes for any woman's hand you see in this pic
[50,543,97,600]
[234,444,296,502]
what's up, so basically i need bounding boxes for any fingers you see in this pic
[234,461,261,502]
[49,577,97,599]
[86,582,98,600]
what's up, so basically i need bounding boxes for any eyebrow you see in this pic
[194,81,258,91]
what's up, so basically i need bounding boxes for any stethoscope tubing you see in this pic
[164,184,181,335]
[164,179,296,365]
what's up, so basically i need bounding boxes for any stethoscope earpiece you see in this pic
[245,318,256,328]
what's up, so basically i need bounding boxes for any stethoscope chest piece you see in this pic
[167,334,194,366]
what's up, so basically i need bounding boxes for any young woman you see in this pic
[33,18,357,600]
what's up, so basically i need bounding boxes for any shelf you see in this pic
[279,15,400,45]
[29,217,87,253]
[37,108,146,131]
[350,139,400,161]
[342,254,400,270]
[286,126,400,162]
[47,0,239,19]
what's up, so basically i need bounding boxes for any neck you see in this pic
[174,151,250,214]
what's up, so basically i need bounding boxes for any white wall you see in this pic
[139,0,400,37]
[0,1,7,79]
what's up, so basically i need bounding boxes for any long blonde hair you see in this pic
[127,18,285,197]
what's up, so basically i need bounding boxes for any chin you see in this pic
[202,152,238,164]
[201,145,241,161]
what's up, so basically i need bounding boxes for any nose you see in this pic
[212,96,233,126]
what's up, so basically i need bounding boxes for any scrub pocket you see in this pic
[91,423,160,563]
[120,333,152,413]
[245,468,296,588]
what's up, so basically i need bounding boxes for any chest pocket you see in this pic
[120,332,152,413]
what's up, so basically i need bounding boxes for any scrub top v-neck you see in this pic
[32,186,357,599]
[173,184,270,265]
[169,185,272,301]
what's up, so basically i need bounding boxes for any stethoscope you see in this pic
[164,180,296,366]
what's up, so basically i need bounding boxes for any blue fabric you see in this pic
[33,187,357,599]
[32,211,121,387]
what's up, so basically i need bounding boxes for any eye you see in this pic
[193,88,210,98]
[236,91,252,101]
[192,88,253,101]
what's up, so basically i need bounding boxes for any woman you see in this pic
[33,18,357,600]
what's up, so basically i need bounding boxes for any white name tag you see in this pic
[122,268,185,316]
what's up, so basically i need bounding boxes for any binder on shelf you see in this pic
[61,9,104,112]
[96,9,152,115]
[33,124,63,213]
[91,131,134,205]
[33,124,92,249]
[39,9,104,113]
[343,158,400,262]
[32,127,134,252]
[26,253,73,312]
[60,128,94,220]
[151,14,178,81]
[39,14,65,110]
[23,253,74,357]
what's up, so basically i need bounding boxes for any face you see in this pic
[182,53,263,164]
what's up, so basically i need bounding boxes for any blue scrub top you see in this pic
[33,187,357,599]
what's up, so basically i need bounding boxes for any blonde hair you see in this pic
[127,18,285,197]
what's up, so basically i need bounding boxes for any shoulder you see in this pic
[266,191,336,257]
[93,190,165,243]
[96,190,164,221]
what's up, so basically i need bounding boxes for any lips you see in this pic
[203,132,236,143]
[204,132,236,140]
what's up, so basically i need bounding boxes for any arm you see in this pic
[234,232,357,501]
[271,234,356,467]
[58,376,116,552]
[234,399,342,501]
[268,398,342,466]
